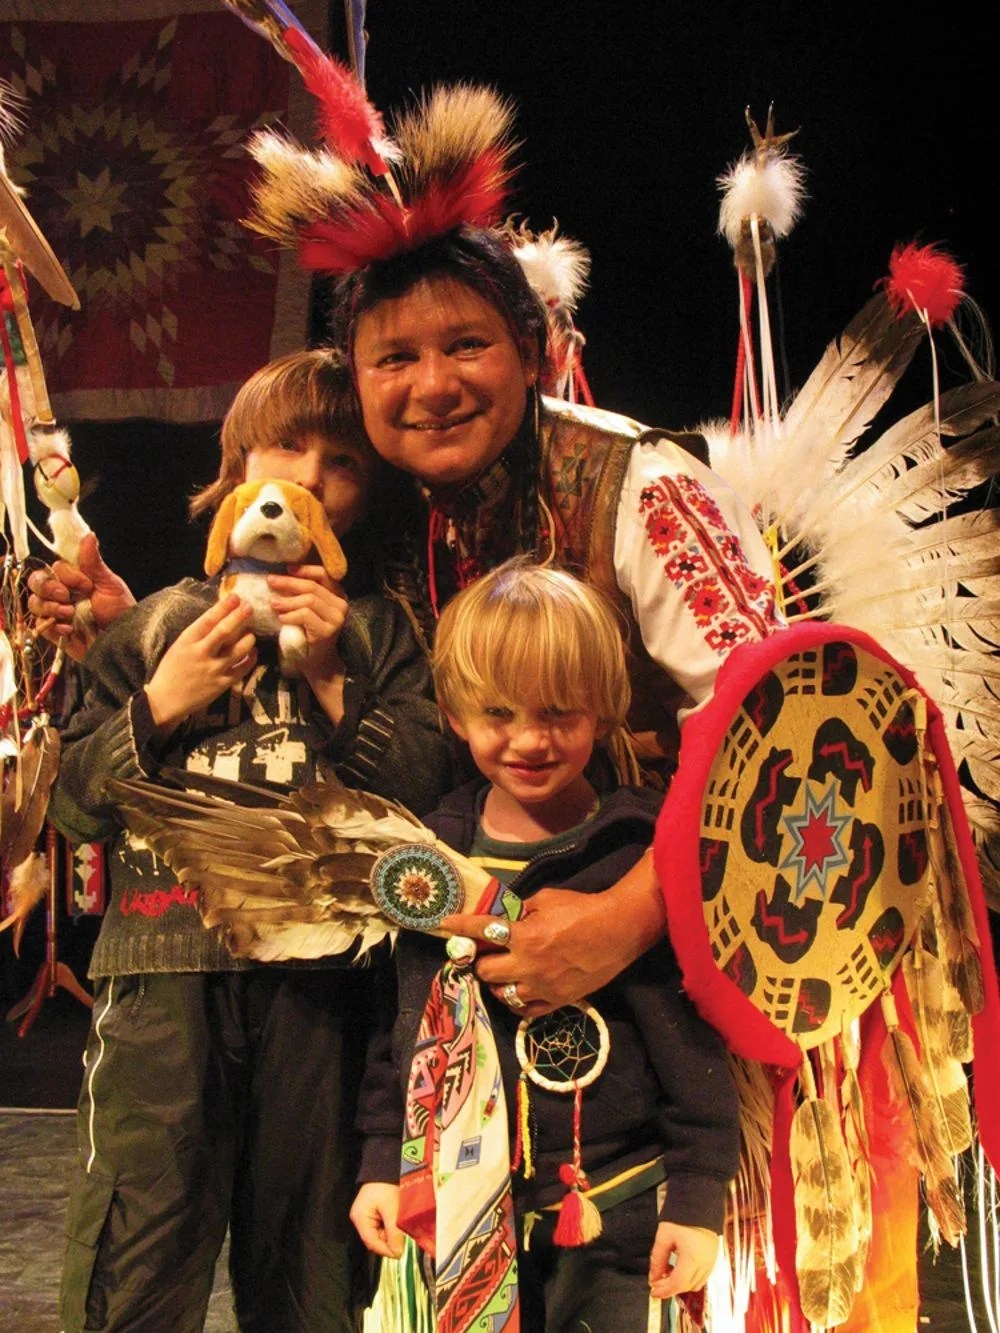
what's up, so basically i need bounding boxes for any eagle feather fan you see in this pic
[107,770,496,962]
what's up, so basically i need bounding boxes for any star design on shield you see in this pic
[779,778,853,903]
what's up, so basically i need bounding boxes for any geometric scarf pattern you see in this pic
[398,959,519,1332]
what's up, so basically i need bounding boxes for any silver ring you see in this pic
[502,981,525,1010]
[484,920,512,948]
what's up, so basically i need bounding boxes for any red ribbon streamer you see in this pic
[0,271,30,465]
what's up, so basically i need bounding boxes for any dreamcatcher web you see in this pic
[515,1001,610,1094]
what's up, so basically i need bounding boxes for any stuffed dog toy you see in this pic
[204,479,347,678]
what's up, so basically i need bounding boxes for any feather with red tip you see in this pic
[282,26,391,175]
[298,151,512,274]
[882,242,965,328]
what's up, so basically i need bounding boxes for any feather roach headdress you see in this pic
[221,0,519,268]
[238,20,518,277]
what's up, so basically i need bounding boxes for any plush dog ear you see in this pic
[205,491,238,576]
[304,493,348,581]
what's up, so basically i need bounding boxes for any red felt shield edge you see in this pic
[655,621,1000,1170]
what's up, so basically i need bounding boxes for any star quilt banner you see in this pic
[0,0,324,421]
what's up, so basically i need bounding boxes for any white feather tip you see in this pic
[508,221,590,310]
[717,151,807,247]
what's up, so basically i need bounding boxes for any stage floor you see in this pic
[0,994,987,1331]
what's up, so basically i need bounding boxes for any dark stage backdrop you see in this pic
[46,0,997,598]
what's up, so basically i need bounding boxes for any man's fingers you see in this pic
[28,566,87,603]
[439,912,505,941]
[650,1258,700,1300]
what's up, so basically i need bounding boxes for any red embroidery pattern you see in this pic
[120,885,198,918]
[640,474,779,654]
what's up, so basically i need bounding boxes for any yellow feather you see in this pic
[790,1057,860,1327]
[839,1022,872,1291]
[393,85,516,183]
[0,850,48,955]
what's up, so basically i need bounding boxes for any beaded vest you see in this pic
[539,398,705,767]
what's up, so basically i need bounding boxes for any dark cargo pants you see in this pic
[60,968,375,1332]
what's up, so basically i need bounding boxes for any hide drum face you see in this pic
[694,639,934,1049]
[33,455,80,510]
[231,481,314,563]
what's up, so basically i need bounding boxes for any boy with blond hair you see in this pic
[352,559,738,1332]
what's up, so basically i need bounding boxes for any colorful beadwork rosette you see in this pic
[370,843,466,931]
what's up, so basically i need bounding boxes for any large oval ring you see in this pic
[483,920,512,948]
[502,981,526,1011]
[446,935,478,966]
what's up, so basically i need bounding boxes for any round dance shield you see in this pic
[657,625,941,1056]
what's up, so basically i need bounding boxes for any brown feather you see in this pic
[0,725,60,869]
[902,949,973,1155]
[790,1057,860,1327]
[880,992,966,1245]
[928,793,986,1015]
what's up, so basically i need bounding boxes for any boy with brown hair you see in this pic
[49,349,452,1333]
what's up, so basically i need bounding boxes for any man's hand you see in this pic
[350,1182,405,1259]
[441,851,666,1017]
[27,533,135,660]
[649,1221,719,1300]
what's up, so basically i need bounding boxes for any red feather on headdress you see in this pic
[298,150,511,274]
[247,82,518,274]
[281,27,391,175]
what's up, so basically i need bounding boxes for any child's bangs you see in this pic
[226,353,362,455]
[457,599,599,715]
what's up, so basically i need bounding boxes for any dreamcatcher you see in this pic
[514,1001,610,1244]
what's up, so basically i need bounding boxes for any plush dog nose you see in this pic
[260,501,284,520]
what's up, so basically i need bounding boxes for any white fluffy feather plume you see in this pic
[717,151,807,248]
[107,769,495,962]
[508,222,590,311]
